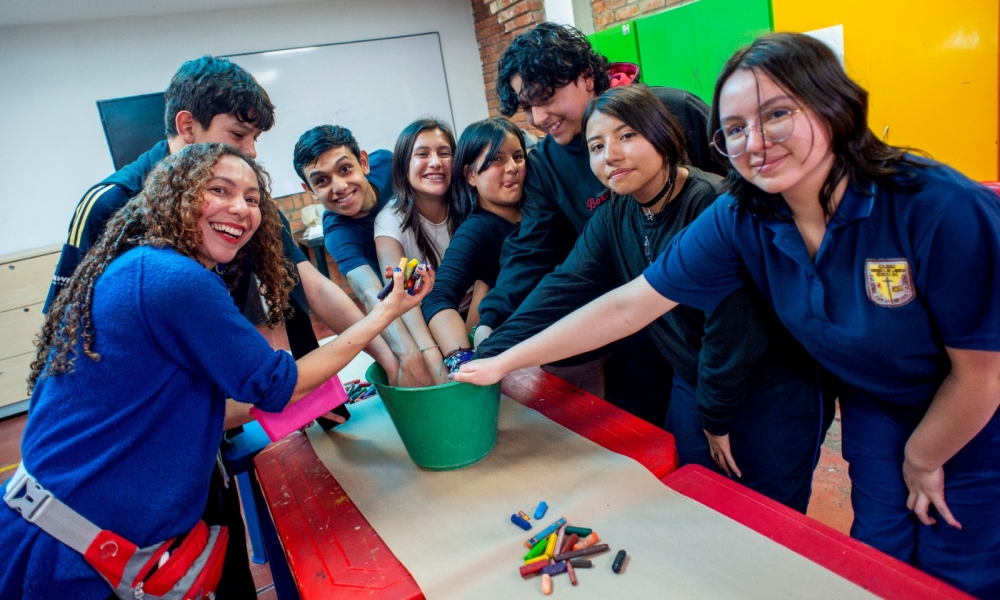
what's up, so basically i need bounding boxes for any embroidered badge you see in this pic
[865,259,915,307]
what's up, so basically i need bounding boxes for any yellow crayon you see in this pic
[403,258,419,282]
[543,532,557,559]
[524,555,549,566]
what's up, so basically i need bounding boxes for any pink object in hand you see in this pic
[250,375,349,441]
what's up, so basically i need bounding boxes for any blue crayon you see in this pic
[534,501,548,520]
[511,514,532,530]
[526,517,566,548]
[541,561,567,576]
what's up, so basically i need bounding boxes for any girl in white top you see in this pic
[374,118,460,384]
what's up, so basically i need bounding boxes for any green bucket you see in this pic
[366,363,501,470]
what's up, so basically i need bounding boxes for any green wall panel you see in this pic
[588,21,640,73]
[635,0,772,103]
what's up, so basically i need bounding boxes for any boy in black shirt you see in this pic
[477,23,720,423]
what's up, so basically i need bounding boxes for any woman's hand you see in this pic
[703,431,742,478]
[450,356,508,386]
[378,264,434,319]
[903,456,961,529]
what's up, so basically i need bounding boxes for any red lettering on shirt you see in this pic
[587,191,611,212]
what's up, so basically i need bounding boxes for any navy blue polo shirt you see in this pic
[645,161,1000,409]
[322,148,393,275]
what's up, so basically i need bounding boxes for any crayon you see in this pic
[612,549,627,574]
[566,560,578,585]
[519,560,548,578]
[553,543,610,562]
[534,501,548,520]
[564,526,592,537]
[376,258,410,300]
[402,258,418,284]
[526,517,566,548]
[543,533,557,559]
[555,524,566,558]
[572,532,600,551]
[523,538,547,561]
[541,573,552,595]
[511,514,531,530]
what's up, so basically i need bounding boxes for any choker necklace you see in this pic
[637,175,672,263]
[637,175,672,221]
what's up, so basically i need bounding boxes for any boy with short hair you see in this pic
[45,55,274,311]
[476,22,721,424]
[294,125,437,387]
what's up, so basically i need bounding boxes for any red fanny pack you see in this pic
[4,464,228,600]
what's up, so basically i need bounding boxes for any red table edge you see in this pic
[501,367,679,478]
[662,465,972,600]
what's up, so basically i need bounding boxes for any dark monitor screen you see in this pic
[96,92,165,170]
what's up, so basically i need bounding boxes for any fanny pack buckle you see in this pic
[3,467,51,522]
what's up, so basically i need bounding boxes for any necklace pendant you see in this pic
[644,207,654,221]
[644,236,651,261]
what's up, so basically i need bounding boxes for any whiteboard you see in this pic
[228,33,454,197]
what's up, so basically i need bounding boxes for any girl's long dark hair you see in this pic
[452,117,526,216]
[391,118,458,268]
[30,143,295,392]
[709,33,925,219]
[582,85,689,201]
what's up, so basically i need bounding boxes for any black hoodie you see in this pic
[45,141,170,312]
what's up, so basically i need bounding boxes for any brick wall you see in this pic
[591,0,683,31]
[274,192,355,298]
[471,0,546,126]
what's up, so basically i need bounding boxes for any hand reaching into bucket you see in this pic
[449,356,508,386]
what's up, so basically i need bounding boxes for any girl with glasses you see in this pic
[454,33,1000,596]
[459,85,833,512]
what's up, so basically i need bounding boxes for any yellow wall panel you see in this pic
[772,0,998,181]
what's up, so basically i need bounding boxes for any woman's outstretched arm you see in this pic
[451,275,677,386]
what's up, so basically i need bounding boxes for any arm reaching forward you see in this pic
[452,275,677,386]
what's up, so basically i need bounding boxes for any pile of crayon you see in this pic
[511,501,627,594]
[342,379,376,403]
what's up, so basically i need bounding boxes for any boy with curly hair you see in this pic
[476,23,721,424]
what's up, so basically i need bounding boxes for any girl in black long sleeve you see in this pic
[423,118,525,359]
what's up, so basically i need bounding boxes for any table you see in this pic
[253,367,968,600]
[662,466,970,600]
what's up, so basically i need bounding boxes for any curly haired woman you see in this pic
[1,143,432,599]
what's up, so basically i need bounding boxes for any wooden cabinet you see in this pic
[0,247,58,416]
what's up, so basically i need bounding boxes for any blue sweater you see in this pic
[1,246,297,599]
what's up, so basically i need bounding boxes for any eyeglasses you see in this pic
[711,107,804,158]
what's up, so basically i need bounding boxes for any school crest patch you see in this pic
[865,259,915,307]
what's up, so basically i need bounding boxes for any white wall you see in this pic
[0,0,489,257]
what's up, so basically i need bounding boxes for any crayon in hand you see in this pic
[377,257,410,300]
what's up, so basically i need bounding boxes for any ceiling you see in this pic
[0,0,318,27]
